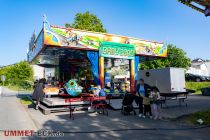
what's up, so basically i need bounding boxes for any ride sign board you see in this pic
[43,21,167,57]
[99,42,135,59]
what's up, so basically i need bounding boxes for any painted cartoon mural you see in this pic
[44,21,167,57]
[28,30,44,62]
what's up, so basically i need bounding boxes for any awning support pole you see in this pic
[130,59,135,94]
[99,56,105,88]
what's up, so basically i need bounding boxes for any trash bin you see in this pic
[201,87,210,96]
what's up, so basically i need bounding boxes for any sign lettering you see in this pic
[100,42,135,59]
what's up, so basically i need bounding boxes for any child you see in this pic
[142,92,152,118]
[150,87,162,120]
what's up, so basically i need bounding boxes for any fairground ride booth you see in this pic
[28,18,167,98]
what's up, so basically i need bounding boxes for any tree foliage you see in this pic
[65,11,107,33]
[140,44,191,70]
[0,61,33,87]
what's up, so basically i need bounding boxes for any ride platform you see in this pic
[28,93,134,114]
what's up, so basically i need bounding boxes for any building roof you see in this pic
[205,62,210,71]
[192,58,205,62]
[178,0,210,16]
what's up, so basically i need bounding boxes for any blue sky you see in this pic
[0,0,209,66]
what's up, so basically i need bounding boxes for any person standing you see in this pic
[150,87,162,120]
[32,79,45,110]
[136,79,151,117]
[142,93,152,118]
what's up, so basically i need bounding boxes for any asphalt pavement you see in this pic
[0,87,38,140]
[0,87,210,140]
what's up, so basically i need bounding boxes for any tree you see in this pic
[13,61,33,80]
[0,65,15,82]
[0,61,33,86]
[65,11,107,33]
[140,44,191,70]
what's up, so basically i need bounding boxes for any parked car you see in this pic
[185,73,207,82]
[205,76,210,81]
[201,87,210,96]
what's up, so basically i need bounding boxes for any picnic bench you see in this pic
[160,92,189,108]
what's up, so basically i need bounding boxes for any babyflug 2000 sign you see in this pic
[100,42,135,59]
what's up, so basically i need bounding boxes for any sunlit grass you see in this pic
[186,82,210,94]
[20,97,33,105]
[181,110,210,125]
[6,85,33,92]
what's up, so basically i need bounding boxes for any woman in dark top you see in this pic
[32,79,45,110]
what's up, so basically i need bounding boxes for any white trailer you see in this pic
[139,67,186,93]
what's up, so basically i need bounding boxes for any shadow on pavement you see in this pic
[20,108,210,140]
[18,94,210,140]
